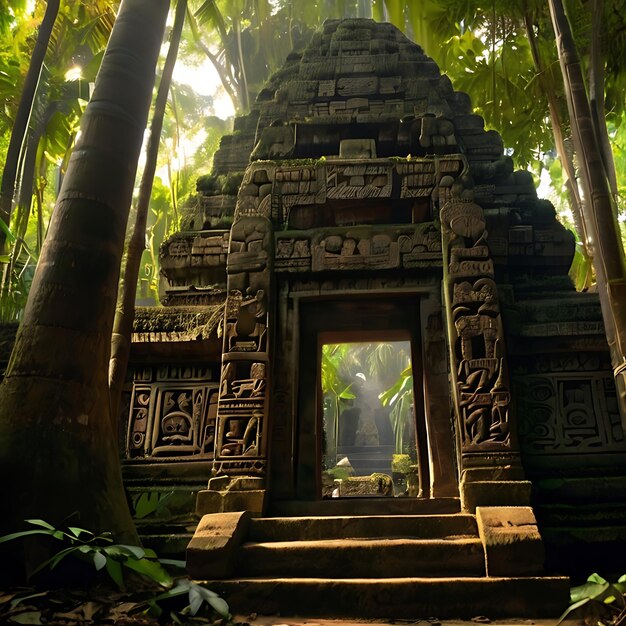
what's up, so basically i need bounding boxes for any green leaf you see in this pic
[28,546,79,580]
[188,585,204,616]
[92,551,107,571]
[67,526,93,539]
[24,520,55,531]
[123,558,173,588]
[186,583,229,618]
[207,595,230,618]
[588,573,608,584]
[570,580,609,603]
[160,580,191,598]
[556,597,592,625]
[158,558,187,569]
[114,544,145,559]
[145,599,163,618]
[0,217,15,242]
[103,545,144,560]
[105,558,124,589]
[0,529,52,544]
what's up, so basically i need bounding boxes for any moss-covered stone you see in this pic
[133,305,224,339]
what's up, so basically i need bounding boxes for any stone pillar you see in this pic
[197,214,274,515]
[440,197,531,511]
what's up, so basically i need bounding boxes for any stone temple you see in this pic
[117,18,626,618]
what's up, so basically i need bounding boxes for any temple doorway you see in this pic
[294,296,431,501]
[320,338,419,498]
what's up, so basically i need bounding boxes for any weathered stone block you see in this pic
[476,506,545,576]
[196,488,266,516]
[186,511,250,579]
[337,76,378,96]
[461,479,532,512]
[339,138,376,159]
[337,475,393,496]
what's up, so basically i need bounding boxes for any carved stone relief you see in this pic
[126,365,218,459]
[232,157,470,230]
[274,224,442,273]
[441,197,514,453]
[514,355,626,456]
[214,214,274,476]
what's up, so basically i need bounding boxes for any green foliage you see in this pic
[146,577,231,621]
[131,491,176,520]
[391,453,411,474]
[0,519,172,590]
[321,344,358,404]
[0,217,36,322]
[0,519,231,624]
[557,573,626,625]
[379,364,413,454]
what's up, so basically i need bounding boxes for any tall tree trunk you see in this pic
[233,19,250,110]
[523,10,590,260]
[0,0,169,581]
[549,0,626,426]
[589,0,619,200]
[109,0,187,422]
[0,0,59,251]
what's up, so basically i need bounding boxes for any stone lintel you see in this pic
[476,506,545,576]
[186,511,250,579]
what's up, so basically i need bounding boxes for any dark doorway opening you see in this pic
[296,297,429,501]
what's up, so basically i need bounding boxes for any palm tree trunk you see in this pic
[523,10,590,259]
[0,0,169,581]
[233,18,250,110]
[109,0,187,423]
[0,0,59,251]
[589,0,619,200]
[548,0,626,426]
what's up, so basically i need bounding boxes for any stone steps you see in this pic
[238,536,485,578]
[187,508,570,618]
[248,513,477,542]
[205,576,569,619]
[268,496,460,516]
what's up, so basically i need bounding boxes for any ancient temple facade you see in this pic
[120,18,626,614]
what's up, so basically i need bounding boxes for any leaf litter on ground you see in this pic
[0,583,247,626]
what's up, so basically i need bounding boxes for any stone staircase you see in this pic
[187,502,570,619]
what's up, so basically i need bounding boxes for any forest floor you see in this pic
[0,585,568,626]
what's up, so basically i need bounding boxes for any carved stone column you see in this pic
[197,215,274,515]
[440,197,531,511]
